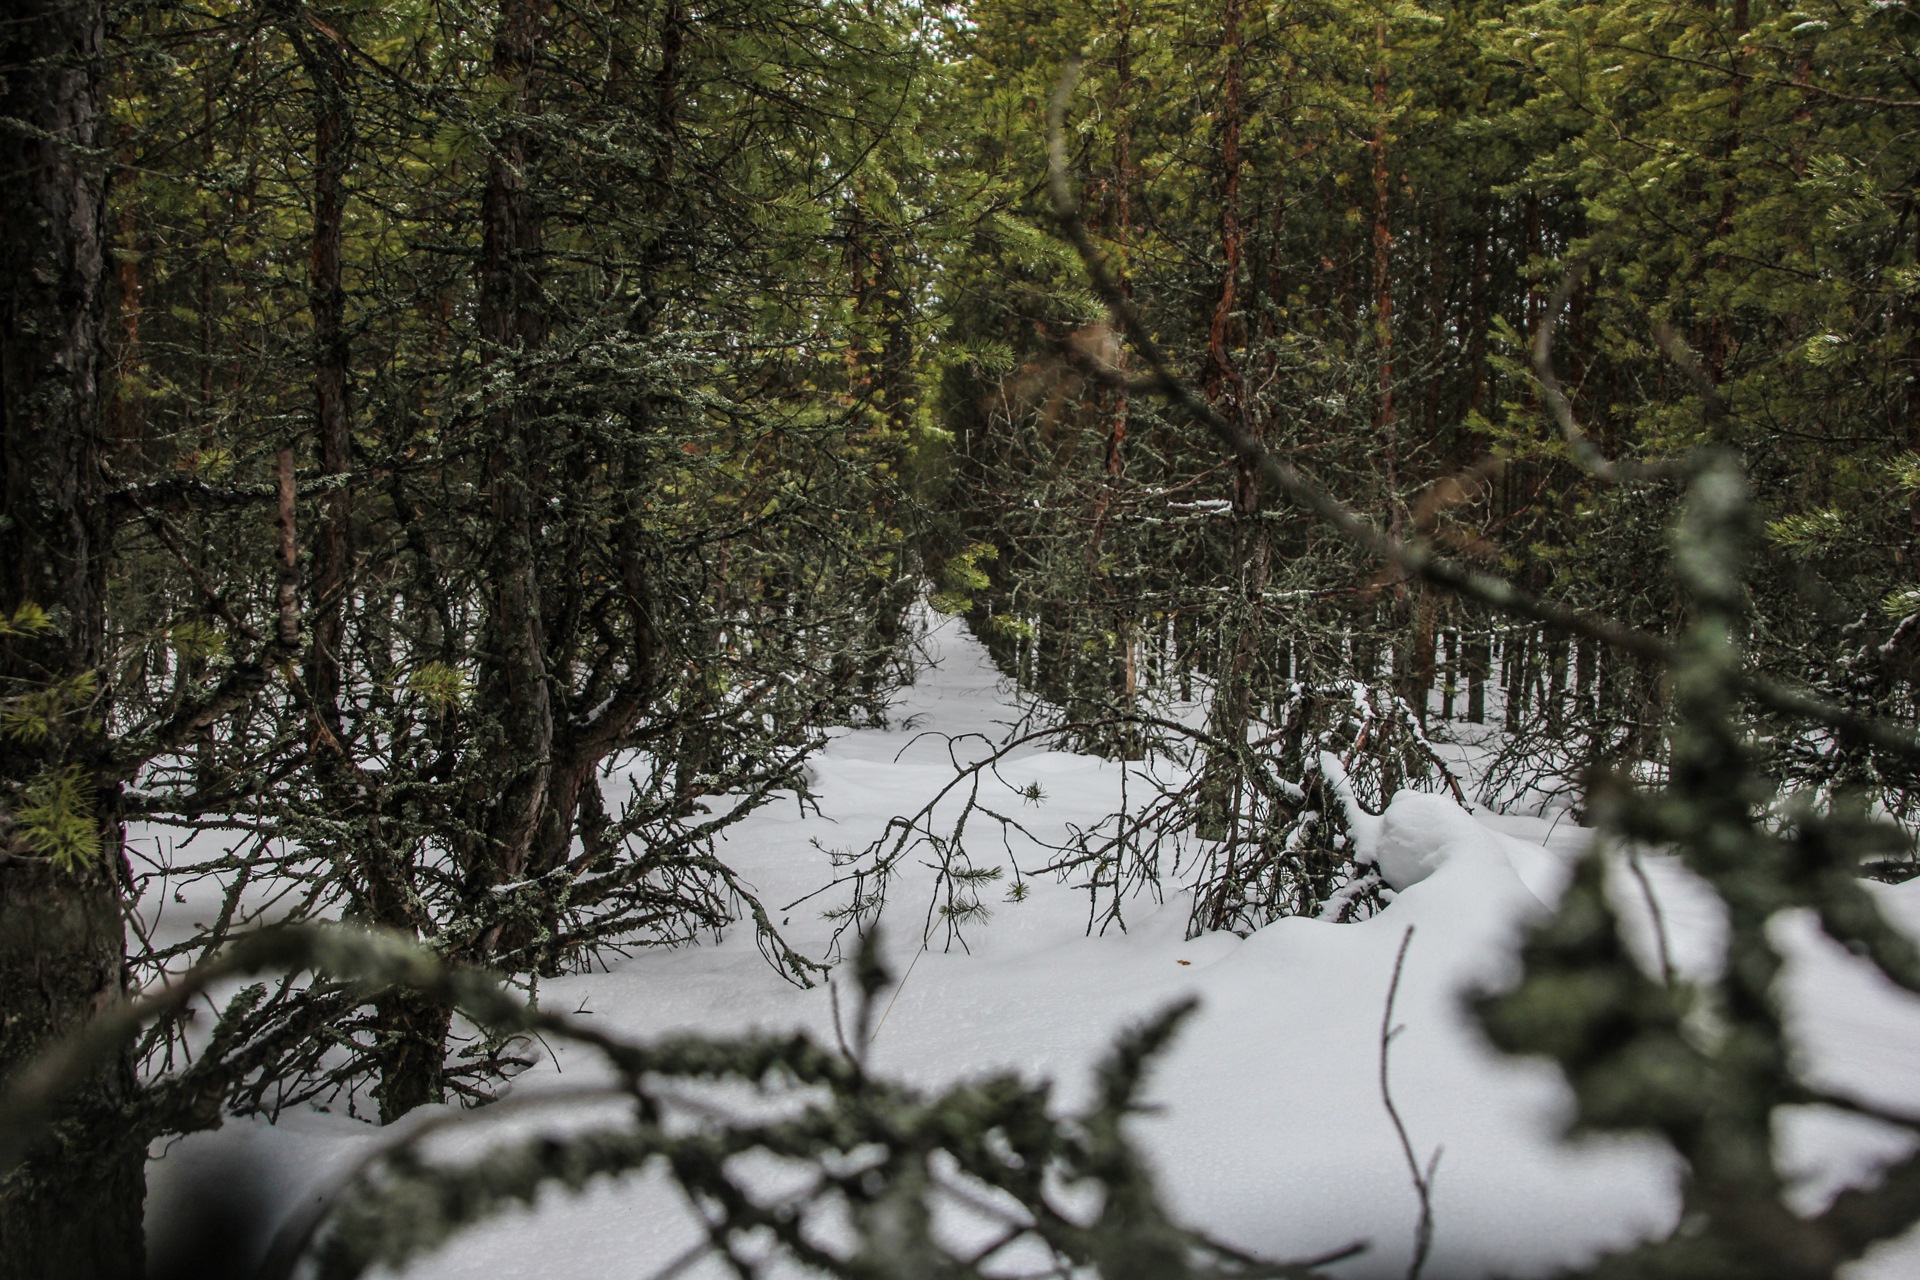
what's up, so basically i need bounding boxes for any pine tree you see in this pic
[0,0,146,1272]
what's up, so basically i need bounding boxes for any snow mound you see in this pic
[1359,789,1569,907]
[1360,790,1486,890]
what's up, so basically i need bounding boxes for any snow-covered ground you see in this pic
[145,612,1920,1278]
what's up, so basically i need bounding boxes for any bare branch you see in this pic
[1379,927,1438,1280]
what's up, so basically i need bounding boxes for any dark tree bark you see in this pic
[1466,634,1489,724]
[474,0,556,895]
[0,0,145,1274]
[1406,588,1437,724]
[1370,15,1398,534]
[1505,631,1532,735]
[282,5,357,733]
[378,0,559,1124]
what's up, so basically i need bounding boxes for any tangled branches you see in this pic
[2,924,1359,1280]
[803,678,1468,958]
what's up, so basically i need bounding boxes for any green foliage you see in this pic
[930,540,1000,615]
[0,672,96,746]
[1765,509,1846,557]
[1879,589,1920,621]
[166,620,226,663]
[1480,458,1920,1277]
[400,661,469,712]
[0,923,1344,1279]
[14,766,102,874]
[94,0,950,1117]
[0,604,52,639]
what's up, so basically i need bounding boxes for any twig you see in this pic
[867,939,926,1047]
[829,979,853,1061]
[1624,846,1676,988]
[641,1238,716,1280]
[1380,926,1439,1280]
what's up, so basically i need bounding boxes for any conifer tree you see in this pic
[0,0,146,1272]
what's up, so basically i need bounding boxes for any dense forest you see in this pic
[8,0,1920,1276]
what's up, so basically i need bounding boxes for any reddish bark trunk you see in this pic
[1371,17,1400,544]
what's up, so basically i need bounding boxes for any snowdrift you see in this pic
[145,614,1920,1278]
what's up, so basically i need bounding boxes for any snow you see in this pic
[146,611,1920,1278]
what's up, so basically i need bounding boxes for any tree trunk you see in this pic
[1575,635,1596,721]
[1547,635,1568,734]
[400,0,557,1121]
[1197,0,1256,845]
[1505,630,1532,735]
[287,8,356,733]
[0,1,145,1273]
[1466,634,1488,724]
[1370,14,1399,540]
[1404,586,1437,724]
[1095,3,1138,754]
[280,13,446,1122]
[470,0,555,889]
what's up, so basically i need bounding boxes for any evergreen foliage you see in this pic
[1480,454,1920,1277]
[7,0,1920,1275]
[98,0,941,1120]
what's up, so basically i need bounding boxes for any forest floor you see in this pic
[144,613,1920,1279]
